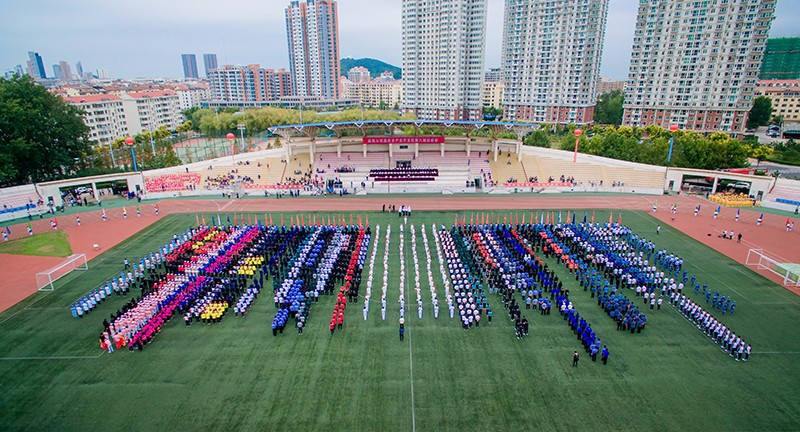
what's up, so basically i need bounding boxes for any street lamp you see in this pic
[227,132,235,165]
[237,123,246,152]
[572,128,582,163]
[147,98,156,157]
[668,124,679,164]
[125,137,138,172]
[108,140,116,167]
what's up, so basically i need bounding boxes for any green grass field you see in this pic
[0,210,798,431]
[0,229,72,257]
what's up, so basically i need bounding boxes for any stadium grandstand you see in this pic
[0,119,794,213]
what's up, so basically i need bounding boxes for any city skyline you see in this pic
[2,0,797,81]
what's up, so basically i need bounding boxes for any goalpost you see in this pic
[36,253,89,291]
[745,249,800,287]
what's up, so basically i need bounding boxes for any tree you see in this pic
[593,90,624,125]
[747,144,773,170]
[523,130,550,148]
[482,106,503,120]
[746,96,773,130]
[0,75,91,186]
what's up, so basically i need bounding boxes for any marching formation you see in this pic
[84,212,748,363]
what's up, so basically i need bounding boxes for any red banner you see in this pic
[362,136,444,144]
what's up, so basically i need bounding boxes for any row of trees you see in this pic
[188,106,414,138]
[527,124,758,170]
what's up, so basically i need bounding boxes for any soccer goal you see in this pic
[36,253,89,291]
[745,249,800,287]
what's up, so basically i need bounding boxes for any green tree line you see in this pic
[548,125,752,170]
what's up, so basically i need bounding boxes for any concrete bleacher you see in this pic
[0,185,42,216]
[509,147,666,193]
[415,151,490,177]
[315,152,389,173]
[763,178,800,211]
[196,157,290,190]
[490,156,527,185]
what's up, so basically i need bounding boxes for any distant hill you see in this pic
[341,58,401,80]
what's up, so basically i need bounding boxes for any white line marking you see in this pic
[0,291,52,327]
[0,353,103,361]
[404,224,416,432]
[408,327,416,432]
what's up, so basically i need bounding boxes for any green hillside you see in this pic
[341,57,401,80]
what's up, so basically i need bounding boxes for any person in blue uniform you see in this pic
[601,346,609,365]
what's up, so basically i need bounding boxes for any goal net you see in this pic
[745,249,800,287]
[36,253,89,291]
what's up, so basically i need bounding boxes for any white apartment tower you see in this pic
[401,0,487,121]
[501,0,609,124]
[285,0,341,99]
[623,0,776,134]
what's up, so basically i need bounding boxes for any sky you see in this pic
[1,0,798,81]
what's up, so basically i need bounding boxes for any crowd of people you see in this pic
[671,293,751,360]
[82,203,749,364]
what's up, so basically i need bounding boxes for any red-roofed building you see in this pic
[62,94,128,146]
[119,90,183,134]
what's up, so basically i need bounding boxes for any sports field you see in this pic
[0,210,798,431]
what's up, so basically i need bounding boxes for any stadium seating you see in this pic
[490,157,527,185]
[315,152,389,172]
[764,178,800,207]
[518,154,664,191]
[0,190,41,215]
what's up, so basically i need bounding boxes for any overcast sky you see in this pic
[1,0,797,81]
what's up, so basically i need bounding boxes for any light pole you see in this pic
[667,124,679,164]
[108,140,116,167]
[125,137,138,172]
[227,132,235,165]
[572,128,582,163]
[237,123,246,152]
[147,99,156,157]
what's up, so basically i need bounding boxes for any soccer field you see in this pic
[0,210,798,431]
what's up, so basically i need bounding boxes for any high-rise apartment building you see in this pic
[28,51,46,79]
[75,61,84,80]
[401,0,487,121]
[285,0,341,99]
[52,64,63,81]
[181,54,199,79]
[760,38,800,80]
[484,67,502,83]
[623,0,776,134]
[59,60,73,81]
[203,54,218,77]
[209,65,292,103]
[501,0,608,124]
